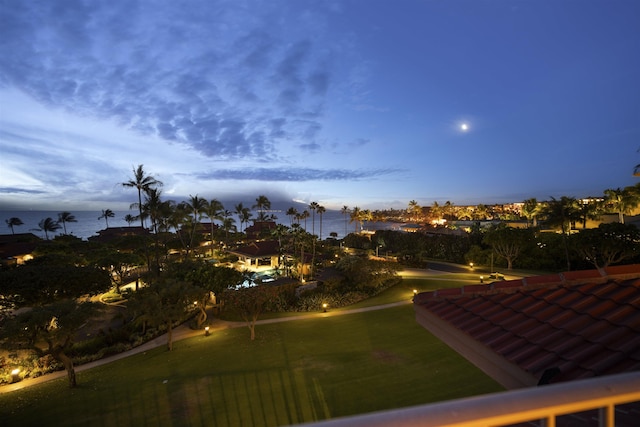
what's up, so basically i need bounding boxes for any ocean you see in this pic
[1,209,399,241]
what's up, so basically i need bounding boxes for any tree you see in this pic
[408,200,420,221]
[308,201,319,236]
[96,251,144,293]
[179,195,209,257]
[127,279,198,351]
[317,205,326,240]
[522,198,540,227]
[171,261,243,327]
[35,217,62,240]
[286,207,298,226]
[56,212,77,235]
[571,222,640,269]
[234,202,252,232]
[443,201,455,220]
[124,214,136,225]
[122,164,163,229]
[300,210,310,231]
[221,212,237,244]
[604,187,639,224]
[341,206,349,236]
[576,199,603,229]
[253,195,272,221]
[0,263,111,309]
[224,285,278,340]
[350,206,362,233]
[202,199,224,256]
[5,217,23,234]
[540,197,580,271]
[98,209,115,228]
[335,255,401,292]
[0,299,103,387]
[483,224,533,270]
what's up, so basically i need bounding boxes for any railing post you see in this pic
[598,404,614,427]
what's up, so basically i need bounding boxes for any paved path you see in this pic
[1,299,412,394]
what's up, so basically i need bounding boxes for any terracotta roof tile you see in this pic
[414,264,640,387]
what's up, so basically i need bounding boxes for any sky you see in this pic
[1,0,639,212]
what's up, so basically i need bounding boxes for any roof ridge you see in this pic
[416,264,640,303]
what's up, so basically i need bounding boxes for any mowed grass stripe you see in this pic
[0,305,502,426]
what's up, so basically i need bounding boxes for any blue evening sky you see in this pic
[1,0,639,211]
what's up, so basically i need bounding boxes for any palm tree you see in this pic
[122,164,163,229]
[341,206,349,236]
[205,199,224,256]
[98,209,115,228]
[179,195,209,256]
[300,210,310,231]
[57,212,77,235]
[308,201,319,236]
[430,201,442,223]
[221,211,236,244]
[361,209,373,230]
[408,200,420,221]
[443,201,454,221]
[540,196,580,271]
[240,208,253,232]
[5,217,23,235]
[286,207,298,226]
[604,187,639,224]
[576,198,603,229]
[253,195,271,221]
[522,198,540,227]
[124,214,136,225]
[350,206,362,233]
[36,217,61,240]
[317,205,326,240]
[234,203,246,231]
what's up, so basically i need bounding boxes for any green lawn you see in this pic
[0,305,503,426]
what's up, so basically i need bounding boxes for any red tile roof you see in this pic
[414,265,640,389]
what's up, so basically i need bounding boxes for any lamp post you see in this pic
[205,326,210,336]
[322,303,328,313]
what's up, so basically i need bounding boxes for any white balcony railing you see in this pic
[300,371,640,427]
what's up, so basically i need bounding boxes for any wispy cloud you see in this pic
[0,1,342,161]
[195,167,404,182]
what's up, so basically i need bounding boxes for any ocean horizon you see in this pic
[1,209,400,241]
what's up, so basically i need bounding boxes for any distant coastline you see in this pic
[1,210,397,241]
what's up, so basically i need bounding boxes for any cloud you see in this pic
[0,1,339,161]
[195,167,404,182]
[0,187,46,195]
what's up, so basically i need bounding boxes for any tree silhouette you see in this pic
[5,217,23,235]
[35,217,61,240]
[98,209,115,228]
[341,205,349,236]
[122,164,163,229]
[57,212,77,235]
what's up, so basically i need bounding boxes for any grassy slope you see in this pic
[0,304,503,426]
